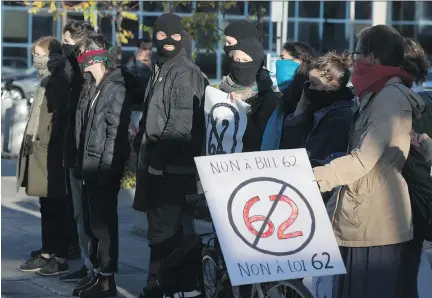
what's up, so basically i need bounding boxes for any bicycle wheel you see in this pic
[253,279,314,298]
[202,248,236,298]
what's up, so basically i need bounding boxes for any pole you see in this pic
[281,1,289,49]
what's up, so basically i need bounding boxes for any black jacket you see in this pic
[75,68,132,184]
[62,57,85,168]
[280,99,355,162]
[133,49,206,212]
[135,49,206,174]
[242,90,278,152]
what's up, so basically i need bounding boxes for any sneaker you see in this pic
[36,258,70,276]
[18,255,51,272]
[66,245,81,260]
[30,248,42,258]
[60,265,88,282]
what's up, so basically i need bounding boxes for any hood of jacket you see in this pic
[104,67,125,84]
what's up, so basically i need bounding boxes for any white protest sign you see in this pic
[195,149,346,286]
[204,86,250,155]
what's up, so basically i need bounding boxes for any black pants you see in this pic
[40,196,70,258]
[146,173,201,294]
[65,172,80,249]
[82,180,119,273]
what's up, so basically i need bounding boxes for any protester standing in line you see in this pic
[219,37,277,152]
[133,13,206,298]
[279,51,355,162]
[17,36,71,276]
[59,20,96,282]
[71,34,131,297]
[261,41,315,151]
[312,25,425,298]
[223,20,274,93]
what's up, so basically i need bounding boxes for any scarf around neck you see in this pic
[219,75,258,102]
[351,60,414,100]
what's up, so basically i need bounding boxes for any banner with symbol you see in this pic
[195,149,346,286]
[204,86,249,155]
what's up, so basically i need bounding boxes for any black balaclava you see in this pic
[229,37,264,87]
[223,20,259,55]
[153,13,183,63]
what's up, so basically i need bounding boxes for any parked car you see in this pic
[1,67,38,102]
[2,57,28,75]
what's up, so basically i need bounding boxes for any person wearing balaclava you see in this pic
[132,12,207,298]
[223,20,274,94]
[219,37,278,152]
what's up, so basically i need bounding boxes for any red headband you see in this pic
[77,49,109,64]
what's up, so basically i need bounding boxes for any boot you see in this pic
[79,274,117,298]
[72,272,97,297]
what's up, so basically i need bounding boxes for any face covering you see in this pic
[230,61,260,87]
[77,49,111,71]
[303,81,354,111]
[33,53,67,78]
[276,60,300,92]
[62,44,77,58]
[153,13,183,61]
[351,59,414,100]
[223,20,259,56]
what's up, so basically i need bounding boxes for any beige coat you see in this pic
[314,77,425,247]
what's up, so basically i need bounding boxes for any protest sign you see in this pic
[204,86,249,155]
[195,149,346,286]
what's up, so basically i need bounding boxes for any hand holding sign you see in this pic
[195,149,346,286]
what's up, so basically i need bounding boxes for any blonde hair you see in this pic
[32,36,62,55]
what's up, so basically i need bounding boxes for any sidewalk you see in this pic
[0,159,211,298]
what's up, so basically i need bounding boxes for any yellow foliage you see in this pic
[120,34,128,44]
[48,1,57,13]
[121,11,138,21]
[82,2,90,9]
[33,1,43,9]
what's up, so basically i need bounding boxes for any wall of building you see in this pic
[2,1,431,82]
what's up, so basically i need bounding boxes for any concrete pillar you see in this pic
[372,1,388,26]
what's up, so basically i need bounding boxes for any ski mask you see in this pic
[153,13,183,62]
[229,37,264,87]
[276,60,300,92]
[223,20,259,56]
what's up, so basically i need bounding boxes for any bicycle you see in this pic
[187,194,314,298]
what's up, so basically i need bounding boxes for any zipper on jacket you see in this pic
[84,90,102,159]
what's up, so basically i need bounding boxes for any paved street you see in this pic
[1,158,210,298]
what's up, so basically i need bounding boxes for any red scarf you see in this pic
[351,60,414,100]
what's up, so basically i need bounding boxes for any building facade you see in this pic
[2,1,432,82]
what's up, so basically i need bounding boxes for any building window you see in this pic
[298,22,320,52]
[393,25,416,38]
[143,1,164,12]
[3,47,28,63]
[100,16,113,43]
[196,53,217,80]
[248,1,270,17]
[32,16,55,42]
[299,1,320,18]
[323,1,346,19]
[322,23,348,53]
[391,1,416,22]
[418,25,432,59]
[3,10,28,43]
[355,1,372,20]
[122,18,139,46]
